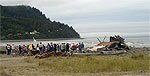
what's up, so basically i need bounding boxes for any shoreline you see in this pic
[0,38,84,42]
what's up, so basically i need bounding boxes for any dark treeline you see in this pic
[1,5,80,40]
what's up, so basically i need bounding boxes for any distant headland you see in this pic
[0,5,80,40]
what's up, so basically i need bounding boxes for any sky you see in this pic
[0,0,150,37]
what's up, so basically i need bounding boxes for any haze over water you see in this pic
[76,22,149,38]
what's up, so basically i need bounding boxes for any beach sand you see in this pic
[0,47,150,76]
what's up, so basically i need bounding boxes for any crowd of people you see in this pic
[5,42,84,56]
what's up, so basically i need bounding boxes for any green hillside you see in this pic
[0,5,80,40]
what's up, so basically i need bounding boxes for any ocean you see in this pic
[0,35,150,48]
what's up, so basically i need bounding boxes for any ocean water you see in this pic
[0,35,150,48]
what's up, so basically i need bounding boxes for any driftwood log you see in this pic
[35,51,73,59]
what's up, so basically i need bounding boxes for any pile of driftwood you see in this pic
[35,51,73,59]
[87,35,129,55]
[35,35,129,58]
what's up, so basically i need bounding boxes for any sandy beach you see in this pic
[0,47,150,76]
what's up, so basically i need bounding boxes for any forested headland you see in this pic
[0,5,80,40]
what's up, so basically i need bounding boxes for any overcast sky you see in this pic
[1,0,149,37]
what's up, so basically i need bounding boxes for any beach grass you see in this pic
[0,47,5,51]
[0,49,150,76]
[36,56,149,73]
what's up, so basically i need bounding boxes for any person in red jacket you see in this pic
[71,43,77,51]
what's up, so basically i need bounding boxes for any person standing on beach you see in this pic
[56,44,60,52]
[11,44,15,55]
[6,44,11,55]
[22,45,28,56]
[81,42,84,50]
[39,42,43,54]
[50,43,54,52]
[36,44,40,54]
[54,44,57,52]
[71,43,77,52]
[78,43,82,53]
[66,43,70,53]
[110,36,113,42]
[18,45,22,56]
[61,43,66,52]
[53,43,57,56]
[46,43,51,52]
[11,44,16,55]
[28,44,33,56]
[42,44,46,53]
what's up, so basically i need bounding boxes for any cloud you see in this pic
[0,0,29,5]
[1,0,149,21]
[0,0,149,37]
